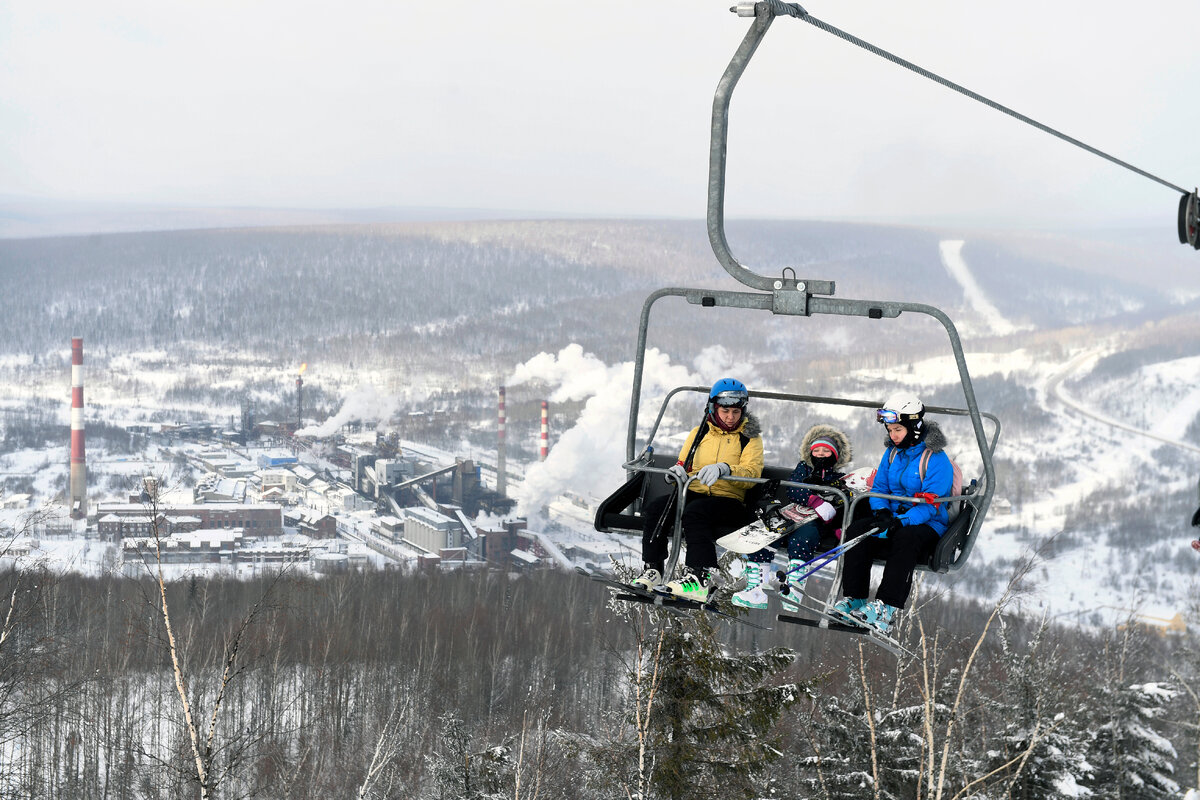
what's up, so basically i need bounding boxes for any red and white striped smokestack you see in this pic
[69,337,87,520]
[539,400,549,462]
[496,386,507,496]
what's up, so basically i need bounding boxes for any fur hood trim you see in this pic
[799,424,852,469]
[709,411,761,438]
[882,419,946,453]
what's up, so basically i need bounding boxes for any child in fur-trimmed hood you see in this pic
[732,423,853,611]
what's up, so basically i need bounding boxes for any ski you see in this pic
[777,603,913,658]
[575,565,660,598]
[575,566,772,630]
[617,592,773,630]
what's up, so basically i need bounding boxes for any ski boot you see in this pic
[777,559,807,611]
[631,563,663,592]
[854,599,898,634]
[830,597,867,624]
[662,568,713,603]
[731,560,771,610]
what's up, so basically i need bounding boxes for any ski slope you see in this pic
[939,239,1025,337]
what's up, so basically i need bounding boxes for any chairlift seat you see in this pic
[593,452,677,533]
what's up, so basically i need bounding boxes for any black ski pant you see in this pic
[641,492,753,575]
[840,516,939,609]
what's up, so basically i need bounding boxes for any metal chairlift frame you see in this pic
[604,1,999,586]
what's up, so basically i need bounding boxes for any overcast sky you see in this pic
[2,0,1197,230]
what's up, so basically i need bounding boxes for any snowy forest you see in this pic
[0,554,1193,799]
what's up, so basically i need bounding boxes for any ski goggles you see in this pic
[876,408,901,424]
[713,390,748,408]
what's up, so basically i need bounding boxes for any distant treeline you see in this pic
[2,220,1176,374]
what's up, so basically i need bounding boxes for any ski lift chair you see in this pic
[593,5,1001,583]
[595,386,999,580]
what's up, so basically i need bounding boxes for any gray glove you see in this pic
[696,462,730,486]
[666,464,689,484]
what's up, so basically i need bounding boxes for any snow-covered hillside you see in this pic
[1,220,1199,630]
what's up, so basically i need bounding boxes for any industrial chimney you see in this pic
[296,363,307,430]
[539,400,549,462]
[497,386,507,496]
[69,337,86,520]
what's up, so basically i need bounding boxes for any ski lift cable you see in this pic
[751,0,1188,196]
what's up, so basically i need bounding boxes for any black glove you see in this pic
[886,516,905,536]
[1192,506,1200,528]
[870,508,893,528]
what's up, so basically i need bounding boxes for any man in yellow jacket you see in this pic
[633,378,764,602]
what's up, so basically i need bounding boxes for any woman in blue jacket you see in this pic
[832,392,953,634]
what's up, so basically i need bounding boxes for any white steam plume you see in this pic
[691,345,757,387]
[509,344,698,517]
[295,384,400,438]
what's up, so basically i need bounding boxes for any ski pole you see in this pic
[648,469,693,544]
[647,488,677,545]
[774,527,881,592]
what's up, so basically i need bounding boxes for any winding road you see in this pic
[1047,347,1200,456]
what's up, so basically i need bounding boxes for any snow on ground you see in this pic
[1068,350,1200,440]
[1054,348,1200,456]
[961,342,1200,626]
[1138,355,1200,440]
[850,347,1041,389]
[0,532,118,577]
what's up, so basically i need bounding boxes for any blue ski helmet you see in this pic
[707,378,748,429]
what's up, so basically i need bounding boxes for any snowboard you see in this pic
[718,468,875,555]
[841,466,876,495]
[717,502,817,554]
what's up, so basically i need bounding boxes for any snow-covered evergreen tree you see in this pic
[583,589,809,800]
[796,693,901,800]
[1086,631,1180,799]
[424,714,512,800]
[981,616,1095,798]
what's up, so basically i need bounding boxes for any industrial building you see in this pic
[96,502,284,540]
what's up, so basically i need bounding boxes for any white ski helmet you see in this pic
[878,391,926,446]
[879,392,924,422]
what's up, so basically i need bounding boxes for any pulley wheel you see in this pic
[1180,190,1200,250]
[1179,192,1189,244]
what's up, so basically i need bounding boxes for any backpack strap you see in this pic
[890,445,932,480]
[680,416,709,471]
